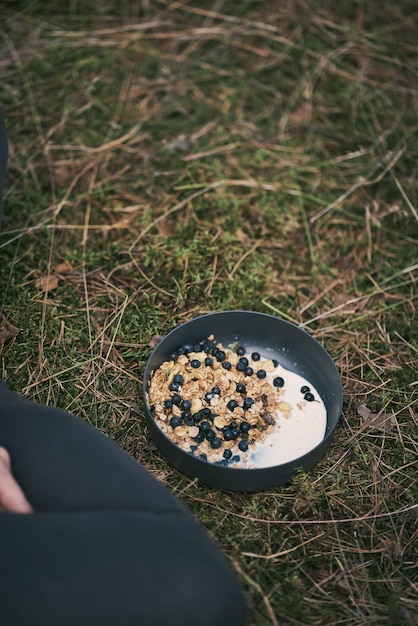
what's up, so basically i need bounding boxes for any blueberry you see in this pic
[168,381,180,392]
[304,392,315,402]
[173,374,184,384]
[211,437,222,449]
[200,420,211,431]
[171,393,182,405]
[201,408,212,418]
[257,369,267,379]
[210,347,220,357]
[231,455,241,463]
[239,357,249,367]
[301,385,310,394]
[181,410,191,419]
[223,449,232,460]
[216,350,226,362]
[177,345,186,355]
[227,399,239,411]
[240,421,251,433]
[236,361,246,372]
[222,361,232,370]
[190,359,201,368]
[193,343,201,352]
[211,386,221,395]
[223,429,233,441]
[163,399,173,409]
[204,357,213,366]
[230,421,238,429]
[181,399,191,410]
[273,377,285,387]
[238,440,249,452]
[193,411,202,422]
[184,414,195,426]
[236,346,246,356]
[243,397,254,410]
[199,453,207,461]
[204,392,214,403]
[170,416,182,428]
[194,433,204,443]
[244,366,254,376]
[169,352,178,361]
[231,428,240,440]
[251,352,261,361]
[272,359,279,367]
[198,338,208,348]
[190,445,198,452]
[205,429,215,441]
[184,344,194,354]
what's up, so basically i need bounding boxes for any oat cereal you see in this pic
[146,335,327,467]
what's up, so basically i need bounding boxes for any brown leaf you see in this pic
[290,102,313,124]
[332,291,354,308]
[335,577,351,597]
[0,326,19,341]
[379,537,395,556]
[356,403,372,420]
[0,315,19,342]
[55,260,73,273]
[356,403,396,432]
[235,228,252,247]
[148,335,163,349]
[34,274,59,292]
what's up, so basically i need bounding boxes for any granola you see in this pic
[146,335,296,466]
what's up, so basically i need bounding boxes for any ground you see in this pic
[0,1,417,624]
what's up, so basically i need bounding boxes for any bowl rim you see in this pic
[142,310,343,482]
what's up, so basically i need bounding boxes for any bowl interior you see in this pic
[142,311,343,490]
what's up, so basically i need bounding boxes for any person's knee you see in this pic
[164,527,248,626]
[188,556,247,626]
[132,511,248,625]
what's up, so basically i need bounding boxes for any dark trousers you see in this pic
[0,112,247,625]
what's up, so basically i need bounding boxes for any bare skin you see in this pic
[0,446,33,513]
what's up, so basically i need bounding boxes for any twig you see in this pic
[242,533,325,560]
[310,147,406,223]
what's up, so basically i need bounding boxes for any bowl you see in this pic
[142,310,343,492]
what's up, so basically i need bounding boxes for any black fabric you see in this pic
[1,507,246,626]
[0,111,247,626]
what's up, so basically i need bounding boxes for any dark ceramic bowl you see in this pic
[142,311,343,492]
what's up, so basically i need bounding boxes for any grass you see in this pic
[1,1,417,624]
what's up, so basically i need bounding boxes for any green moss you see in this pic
[1,2,417,624]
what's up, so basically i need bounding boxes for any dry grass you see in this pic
[1,1,417,624]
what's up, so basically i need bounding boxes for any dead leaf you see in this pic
[34,274,59,292]
[332,291,354,308]
[235,228,252,247]
[148,335,163,349]
[379,537,395,556]
[292,498,309,516]
[335,577,351,597]
[55,260,73,273]
[356,403,371,420]
[356,403,396,432]
[290,102,313,124]
[0,314,19,342]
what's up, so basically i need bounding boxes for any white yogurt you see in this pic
[247,365,327,468]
